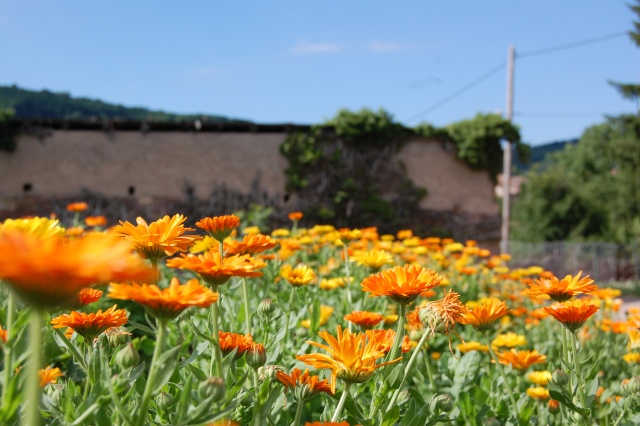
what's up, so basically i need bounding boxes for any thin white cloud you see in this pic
[290,42,342,54]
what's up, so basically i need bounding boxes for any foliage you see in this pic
[0,109,21,153]
[512,115,640,243]
[416,113,528,179]
[609,0,640,102]
[0,85,240,123]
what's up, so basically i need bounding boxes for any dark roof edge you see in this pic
[10,118,313,133]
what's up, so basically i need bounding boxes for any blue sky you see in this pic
[1,1,638,145]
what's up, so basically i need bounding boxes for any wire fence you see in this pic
[508,240,640,284]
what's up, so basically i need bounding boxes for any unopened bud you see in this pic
[198,377,225,401]
[155,392,174,411]
[622,376,640,396]
[484,418,500,426]
[257,299,276,318]
[258,364,284,381]
[552,370,569,386]
[106,327,132,347]
[115,343,140,370]
[434,394,453,412]
[246,343,266,369]
[548,399,560,414]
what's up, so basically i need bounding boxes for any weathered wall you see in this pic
[0,130,498,216]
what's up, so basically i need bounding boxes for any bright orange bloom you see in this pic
[51,305,127,341]
[419,290,468,335]
[288,212,304,221]
[276,368,334,400]
[0,231,153,308]
[225,234,278,255]
[0,325,7,343]
[196,215,241,241]
[543,299,599,332]
[77,288,103,306]
[366,329,411,354]
[84,216,107,227]
[108,277,218,320]
[167,251,265,287]
[208,421,241,426]
[522,272,597,302]
[39,366,63,387]
[460,298,510,332]
[361,264,442,305]
[280,264,315,287]
[344,311,384,329]
[113,214,199,261]
[297,326,400,393]
[218,331,254,359]
[66,202,88,212]
[304,423,350,426]
[497,349,547,370]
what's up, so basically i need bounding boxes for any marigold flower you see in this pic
[522,271,597,302]
[419,290,468,335]
[457,341,489,353]
[497,349,547,371]
[225,234,278,255]
[280,264,315,287]
[528,370,552,386]
[76,288,103,306]
[297,325,400,393]
[108,278,218,320]
[51,305,128,341]
[319,277,347,290]
[0,231,153,308]
[338,228,362,241]
[84,216,107,227]
[492,332,527,348]
[167,251,265,287]
[623,352,640,363]
[344,311,384,329]
[218,331,253,360]
[208,420,240,426]
[276,368,333,400]
[361,264,442,305]
[304,423,350,426]
[543,299,599,332]
[366,329,411,354]
[460,298,510,332]
[526,387,550,400]
[196,215,241,241]
[288,212,304,221]
[301,305,334,329]
[0,325,7,343]
[39,366,63,387]
[0,217,64,239]
[351,249,394,271]
[66,202,88,212]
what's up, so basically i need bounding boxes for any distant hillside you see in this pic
[0,85,244,123]
[513,139,578,172]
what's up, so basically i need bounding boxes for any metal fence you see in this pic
[508,240,640,283]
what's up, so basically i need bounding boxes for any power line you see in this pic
[517,31,628,59]
[515,112,609,118]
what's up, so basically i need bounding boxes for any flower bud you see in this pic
[419,307,446,335]
[246,343,266,369]
[106,327,131,347]
[622,376,640,397]
[110,373,130,394]
[433,394,453,412]
[48,384,64,406]
[258,364,284,381]
[115,343,140,370]
[155,392,174,411]
[409,329,425,342]
[484,418,500,426]
[552,370,569,386]
[548,399,560,414]
[198,377,225,401]
[257,299,276,318]
[295,327,308,339]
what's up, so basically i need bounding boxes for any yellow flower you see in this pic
[189,236,219,254]
[319,278,346,290]
[271,228,291,238]
[280,264,315,287]
[351,250,394,271]
[526,387,550,400]
[457,341,489,353]
[301,305,334,328]
[623,352,640,363]
[492,332,527,348]
[242,226,261,235]
[0,217,64,239]
[527,370,552,386]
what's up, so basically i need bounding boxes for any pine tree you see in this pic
[609,0,640,102]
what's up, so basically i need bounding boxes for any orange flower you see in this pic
[522,272,597,302]
[39,366,63,387]
[208,421,240,426]
[167,251,265,287]
[66,202,88,212]
[218,331,254,359]
[288,212,304,221]
[113,214,199,261]
[280,264,315,287]
[543,299,599,332]
[366,329,411,354]
[361,264,442,305]
[51,305,127,341]
[344,311,384,329]
[77,288,103,306]
[84,216,108,227]
[297,325,400,393]
[460,298,510,332]
[196,215,241,241]
[305,423,351,426]
[276,368,333,400]
[108,277,218,320]
[497,349,547,371]
[0,231,153,308]
[0,325,7,343]
[419,290,468,335]
[225,234,278,255]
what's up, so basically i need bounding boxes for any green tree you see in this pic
[609,0,640,102]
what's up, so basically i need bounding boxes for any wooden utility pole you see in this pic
[500,44,515,254]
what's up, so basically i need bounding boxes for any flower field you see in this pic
[0,208,639,426]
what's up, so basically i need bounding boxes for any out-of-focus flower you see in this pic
[344,311,384,329]
[108,277,218,320]
[167,251,265,287]
[526,387,550,400]
[301,305,334,328]
[114,215,199,261]
[66,202,88,212]
[0,325,7,343]
[0,231,153,308]
[366,329,411,354]
[497,349,547,371]
[361,264,441,305]
[460,298,510,332]
[196,215,241,241]
[189,236,220,254]
[288,212,303,221]
[276,368,333,400]
[84,216,107,227]
[522,272,597,302]
[51,305,128,341]
[225,234,278,255]
[39,366,63,387]
[492,332,527,348]
[543,299,599,332]
[351,250,394,272]
[528,370,552,386]
[280,264,315,287]
[0,217,64,239]
[76,288,103,306]
[457,341,489,353]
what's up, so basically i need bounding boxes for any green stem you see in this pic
[561,327,574,389]
[25,309,43,426]
[241,278,252,336]
[423,347,436,391]
[136,319,167,426]
[386,330,431,411]
[291,398,304,426]
[2,291,15,411]
[342,245,352,313]
[570,331,589,422]
[484,334,519,421]
[388,303,406,362]
[52,328,87,371]
[331,383,351,422]
[210,301,223,377]
[280,286,296,356]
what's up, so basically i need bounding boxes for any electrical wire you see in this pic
[517,31,628,59]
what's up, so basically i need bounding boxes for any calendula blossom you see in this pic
[526,387,550,400]
[225,234,278,255]
[167,251,265,287]
[543,299,599,332]
[196,215,240,241]
[0,217,64,239]
[361,264,442,305]
[39,366,64,387]
[276,368,334,400]
[351,249,394,271]
[280,264,315,287]
[344,311,384,329]
[460,298,510,332]
[492,332,527,348]
[496,349,547,371]
[522,271,597,302]
[51,305,128,342]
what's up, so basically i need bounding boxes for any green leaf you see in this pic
[585,377,599,407]
[382,405,400,426]
[450,351,481,398]
[128,320,155,335]
[187,364,208,382]
[150,344,182,394]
